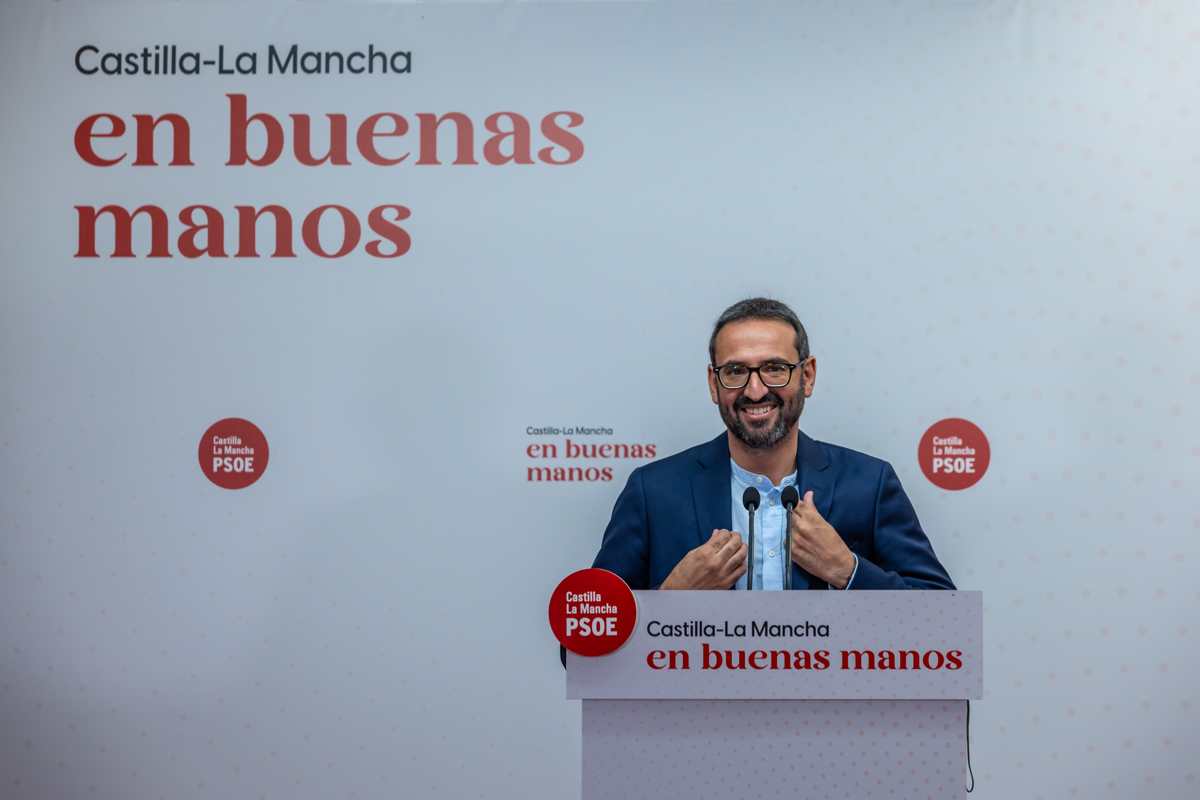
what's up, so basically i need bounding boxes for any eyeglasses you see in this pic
[712,360,804,390]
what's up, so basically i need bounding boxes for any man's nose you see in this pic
[742,371,769,400]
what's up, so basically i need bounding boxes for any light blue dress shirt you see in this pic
[729,459,859,590]
[730,460,796,590]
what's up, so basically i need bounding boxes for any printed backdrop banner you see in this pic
[1,1,1198,798]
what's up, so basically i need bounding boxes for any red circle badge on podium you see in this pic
[549,568,637,657]
[199,418,270,490]
[918,417,990,490]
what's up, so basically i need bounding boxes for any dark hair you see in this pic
[708,297,809,365]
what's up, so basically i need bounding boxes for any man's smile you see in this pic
[738,401,779,422]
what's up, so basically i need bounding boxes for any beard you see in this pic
[719,390,804,449]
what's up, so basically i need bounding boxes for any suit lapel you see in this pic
[691,433,732,548]
[796,431,834,518]
[791,431,834,590]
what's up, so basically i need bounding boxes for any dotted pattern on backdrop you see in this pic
[582,699,966,800]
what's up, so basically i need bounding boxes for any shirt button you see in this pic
[768,549,776,558]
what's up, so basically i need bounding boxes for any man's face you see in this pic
[708,319,816,449]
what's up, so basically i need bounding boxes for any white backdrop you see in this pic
[1,1,1198,798]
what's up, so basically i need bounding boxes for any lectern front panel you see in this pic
[582,699,966,800]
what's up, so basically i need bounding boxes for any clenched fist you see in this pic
[661,529,748,590]
[789,490,856,588]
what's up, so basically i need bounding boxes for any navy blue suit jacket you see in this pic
[593,431,955,590]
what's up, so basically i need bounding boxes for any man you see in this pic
[593,297,954,591]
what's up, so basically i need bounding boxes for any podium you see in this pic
[567,590,982,800]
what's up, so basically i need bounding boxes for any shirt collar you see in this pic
[729,458,797,496]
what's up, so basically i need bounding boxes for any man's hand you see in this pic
[788,490,856,588]
[661,529,747,589]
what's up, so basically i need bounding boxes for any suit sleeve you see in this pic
[591,466,652,589]
[848,462,956,590]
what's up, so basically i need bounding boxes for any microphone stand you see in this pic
[742,487,760,590]
[781,486,799,591]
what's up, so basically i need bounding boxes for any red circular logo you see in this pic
[198,418,269,489]
[918,418,990,490]
[548,568,637,657]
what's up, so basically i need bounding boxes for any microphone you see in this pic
[781,486,800,591]
[742,487,761,590]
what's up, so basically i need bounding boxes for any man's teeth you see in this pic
[742,405,775,416]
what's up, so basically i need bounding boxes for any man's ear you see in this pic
[707,365,719,404]
[803,357,817,398]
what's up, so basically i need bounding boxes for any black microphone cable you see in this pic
[965,699,975,792]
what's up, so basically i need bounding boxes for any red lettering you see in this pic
[178,205,227,258]
[226,93,284,166]
[539,111,585,165]
[647,649,688,670]
[235,205,296,257]
[483,112,534,165]
[74,113,126,166]
[357,113,410,166]
[415,112,478,165]
[75,205,170,258]
[301,205,361,258]
[291,113,351,166]
[132,113,193,166]
[366,204,412,258]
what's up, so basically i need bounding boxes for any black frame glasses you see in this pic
[711,359,805,390]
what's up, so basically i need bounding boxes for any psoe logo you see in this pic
[199,418,269,489]
[918,418,989,491]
